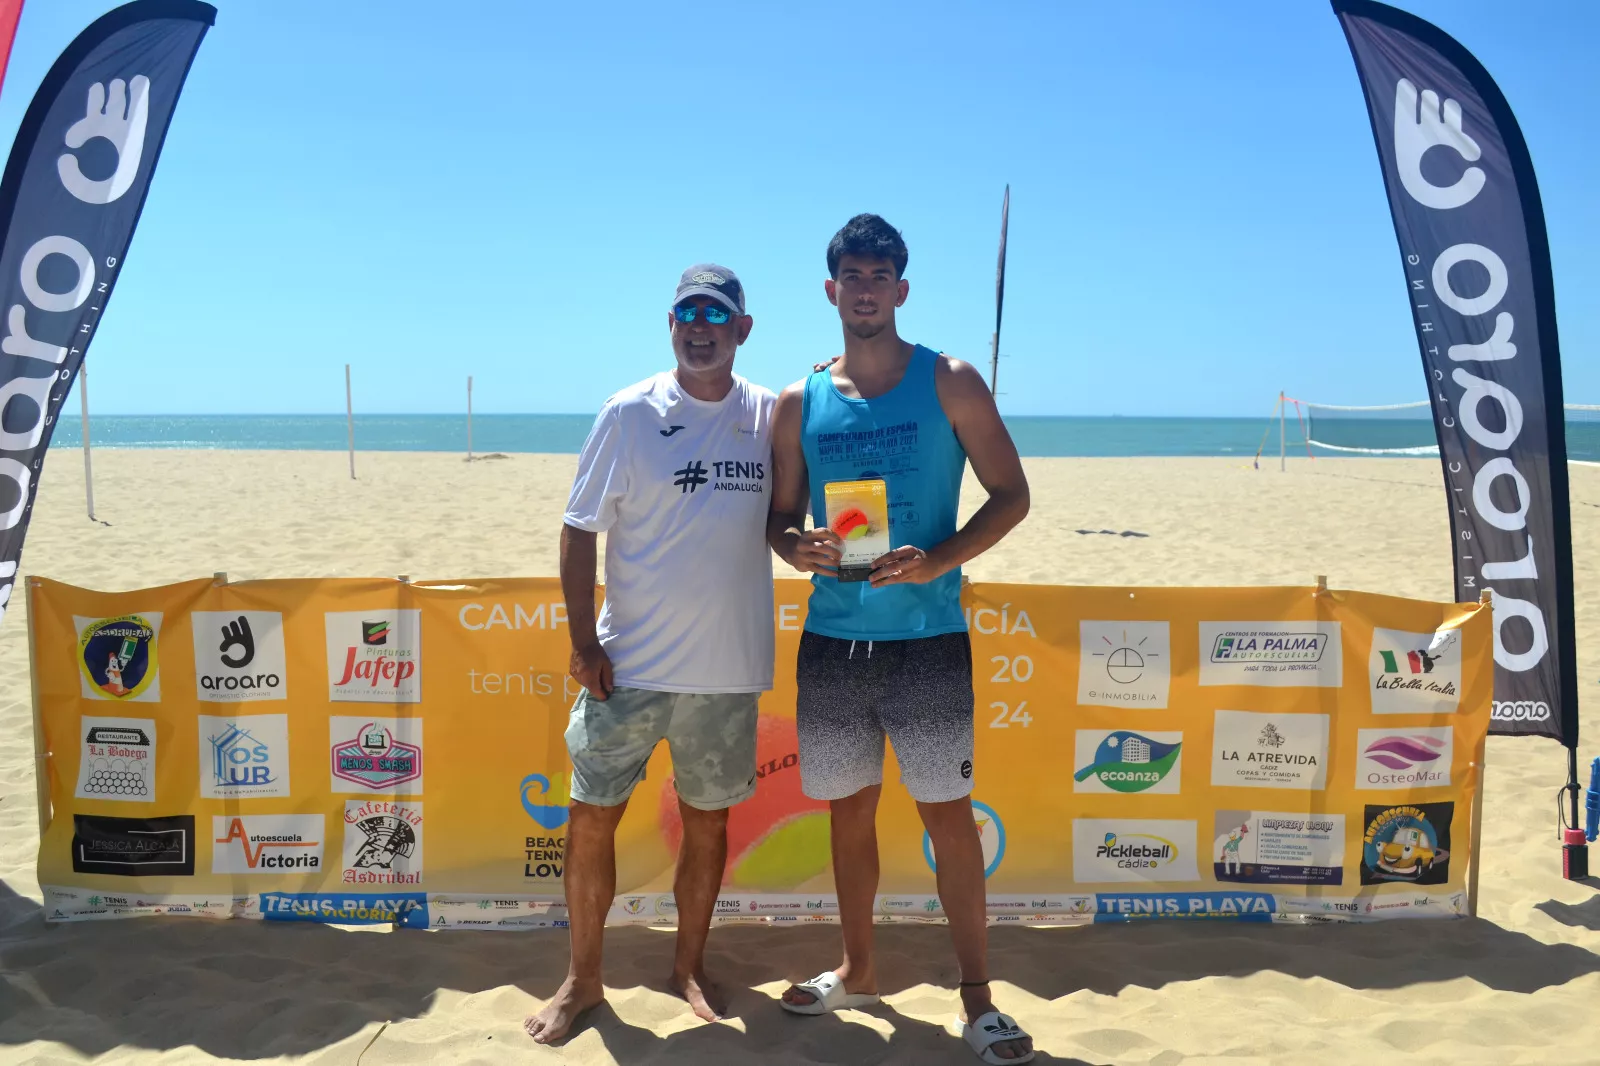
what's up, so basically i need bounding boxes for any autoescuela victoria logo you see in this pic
[211,814,325,874]
[75,613,162,701]
[191,611,287,702]
[324,610,421,702]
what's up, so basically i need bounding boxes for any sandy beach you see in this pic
[3,449,1600,1065]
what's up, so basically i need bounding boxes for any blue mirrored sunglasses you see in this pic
[673,302,734,325]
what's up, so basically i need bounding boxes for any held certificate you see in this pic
[823,478,890,583]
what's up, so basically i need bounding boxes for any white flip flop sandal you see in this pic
[779,971,881,1015]
[959,1011,1035,1064]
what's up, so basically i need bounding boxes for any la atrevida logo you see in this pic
[1361,803,1453,886]
[75,614,162,701]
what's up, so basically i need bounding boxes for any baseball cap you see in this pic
[673,264,745,316]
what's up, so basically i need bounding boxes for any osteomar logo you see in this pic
[325,610,421,703]
[1072,730,1182,794]
[1072,819,1199,883]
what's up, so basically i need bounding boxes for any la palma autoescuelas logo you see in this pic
[324,610,421,703]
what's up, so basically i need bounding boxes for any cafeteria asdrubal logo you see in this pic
[1072,730,1182,794]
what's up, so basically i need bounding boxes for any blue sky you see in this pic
[1,0,1594,417]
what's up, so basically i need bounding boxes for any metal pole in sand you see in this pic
[1279,391,1286,472]
[1468,589,1492,917]
[80,364,96,520]
[467,375,474,462]
[345,364,356,480]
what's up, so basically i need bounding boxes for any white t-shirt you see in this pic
[564,371,776,693]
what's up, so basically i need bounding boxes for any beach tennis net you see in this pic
[1283,399,1600,463]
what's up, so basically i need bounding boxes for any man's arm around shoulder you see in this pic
[766,381,841,576]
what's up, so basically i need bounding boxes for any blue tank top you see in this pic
[801,345,968,640]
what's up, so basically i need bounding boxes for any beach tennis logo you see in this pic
[1072,730,1182,794]
[329,717,423,793]
[75,613,162,701]
[1211,710,1328,790]
[75,716,156,802]
[521,772,571,830]
[1361,803,1452,885]
[1198,622,1341,687]
[71,814,194,876]
[198,714,290,798]
[1355,727,1452,790]
[342,800,423,886]
[1072,819,1198,883]
[325,610,421,703]
[211,815,325,874]
[192,611,286,702]
[1077,622,1170,708]
[1369,627,1461,714]
[923,800,1005,879]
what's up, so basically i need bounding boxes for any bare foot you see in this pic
[669,969,727,1023]
[959,985,1033,1061]
[525,976,604,1045]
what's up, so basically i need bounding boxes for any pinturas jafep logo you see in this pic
[325,610,421,703]
[75,614,162,701]
[192,611,287,702]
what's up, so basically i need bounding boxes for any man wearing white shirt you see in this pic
[526,265,775,1044]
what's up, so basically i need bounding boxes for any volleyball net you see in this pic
[1256,396,1600,465]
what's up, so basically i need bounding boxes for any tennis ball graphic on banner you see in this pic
[659,714,830,888]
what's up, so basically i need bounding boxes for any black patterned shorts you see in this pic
[795,630,975,803]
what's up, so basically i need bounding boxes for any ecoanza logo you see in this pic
[211,815,325,874]
[1077,621,1170,708]
[1072,730,1182,794]
[1369,627,1462,714]
[1355,728,1453,790]
[1198,622,1342,688]
[1072,819,1199,883]
[324,610,421,703]
[198,714,289,799]
[191,611,287,702]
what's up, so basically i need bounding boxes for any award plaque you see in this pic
[823,478,890,583]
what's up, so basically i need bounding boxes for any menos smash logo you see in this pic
[330,717,423,793]
[324,610,421,702]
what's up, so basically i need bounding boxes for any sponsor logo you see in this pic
[1094,892,1276,922]
[1212,810,1343,885]
[691,270,725,284]
[1211,710,1328,790]
[329,717,423,793]
[524,832,565,880]
[660,425,684,438]
[619,897,647,915]
[1073,819,1199,883]
[713,898,743,915]
[959,759,973,780]
[212,815,325,873]
[656,896,679,916]
[1073,730,1182,794]
[1492,700,1551,722]
[1362,803,1453,885]
[1198,622,1342,687]
[261,892,428,927]
[191,611,287,702]
[879,897,917,910]
[924,799,1006,879]
[521,773,570,830]
[71,814,194,876]
[75,613,162,701]
[75,716,156,801]
[673,460,709,493]
[1355,728,1453,789]
[1369,628,1462,714]
[198,714,290,798]
[1078,621,1171,707]
[1067,896,1095,916]
[342,800,422,885]
[325,610,421,703]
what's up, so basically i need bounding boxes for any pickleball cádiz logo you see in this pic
[77,614,161,701]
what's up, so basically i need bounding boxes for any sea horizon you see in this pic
[41,412,1600,461]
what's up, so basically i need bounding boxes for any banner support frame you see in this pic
[27,578,51,839]
[1468,732,1487,917]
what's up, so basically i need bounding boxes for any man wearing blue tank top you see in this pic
[767,215,1034,1064]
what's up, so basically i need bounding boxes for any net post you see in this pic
[1468,587,1491,917]
[28,579,52,841]
[345,364,356,480]
[1279,391,1286,472]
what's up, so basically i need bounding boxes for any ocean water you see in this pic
[41,413,1600,460]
